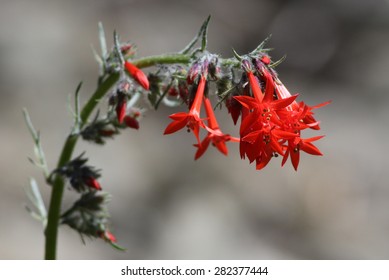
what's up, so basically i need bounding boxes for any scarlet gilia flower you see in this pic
[235,70,297,169]
[194,98,239,160]
[124,61,150,90]
[233,59,328,170]
[164,75,207,143]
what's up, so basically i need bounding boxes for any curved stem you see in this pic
[132,53,191,68]
[44,53,192,260]
[44,73,119,259]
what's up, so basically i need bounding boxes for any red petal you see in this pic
[281,148,290,167]
[247,71,264,103]
[194,137,211,160]
[290,149,300,171]
[301,142,323,155]
[242,130,260,144]
[164,119,188,135]
[233,96,259,109]
[169,112,189,120]
[272,94,299,110]
[116,99,127,124]
[215,141,228,156]
[272,129,298,139]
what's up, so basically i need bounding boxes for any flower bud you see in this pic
[124,61,150,90]
[85,176,102,191]
[124,115,139,130]
[116,94,127,124]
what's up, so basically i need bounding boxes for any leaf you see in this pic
[270,55,287,68]
[98,22,108,59]
[180,15,211,54]
[91,44,104,76]
[24,178,47,228]
[113,30,124,65]
[201,15,211,51]
[250,34,272,55]
[109,242,126,251]
[74,82,83,133]
[23,108,49,178]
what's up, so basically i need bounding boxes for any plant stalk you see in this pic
[44,53,191,259]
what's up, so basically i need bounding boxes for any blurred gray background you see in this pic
[1,0,389,259]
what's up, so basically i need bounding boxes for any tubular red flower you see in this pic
[282,136,324,170]
[194,98,239,160]
[124,61,150,90]
[247,71,264,102]
[164,75,207,143]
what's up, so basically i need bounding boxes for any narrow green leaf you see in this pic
[201,15,211,51]
[154,79,174,110]
[91,44,104,76]
[23,108,38,141]
[270,55,286,68]
[98,22,108,59]
[180,15,211,54]
[250,34,272,55]
[74,82,83,132]
[231,48,242,61]
[23,109,49,178]
[109,242,126,251]
[113,30,124,65]
[24,178,47,227]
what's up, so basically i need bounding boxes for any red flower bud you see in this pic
[261,55,271,65]
[116,97,127,124]
[85,177,102,191]
[99,129,115,137]
[98,230,117,243]
[124,61,149,90]
[124,115,139,130]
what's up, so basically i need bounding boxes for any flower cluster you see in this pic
[161,52,328,170]
[233,58,329,170]
[163,58,239,159]
[61,191,118,245]
[51,154,118,245]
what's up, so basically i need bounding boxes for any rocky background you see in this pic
[1,0,389,259]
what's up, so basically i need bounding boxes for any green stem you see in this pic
[132,54,191,68]
[44,53,192,260]
[44,73,119,260]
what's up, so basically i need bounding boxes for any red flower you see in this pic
[234,71,298,169]
[275,82,330,130]
[124,61,149,90]
[194,98,239,160]
[85,176,102,191]
[226,95,242,125]
[282,136,324,170]
[164,75,207,143]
